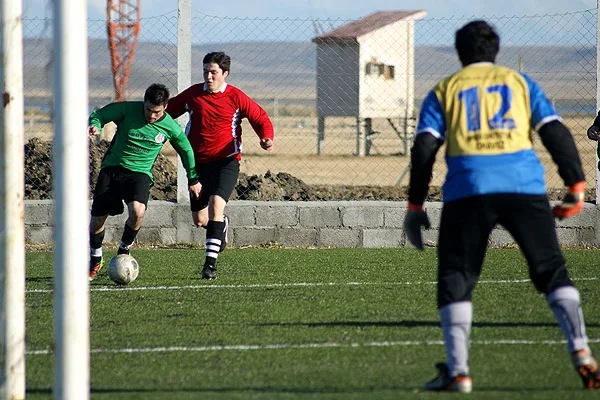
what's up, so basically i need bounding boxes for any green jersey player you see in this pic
[87,83,202,280]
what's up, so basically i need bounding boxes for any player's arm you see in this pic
[403,89,445,249]
[403,132,442,250]
[88,102,127,136]
[538,120,584,186]
[408,89,445,206]
[169,127,200,184]
[237,91,274,149]
[166,88,191,120]
[525,74,586,218]
[408,132,442,206]
[538,120,585,218]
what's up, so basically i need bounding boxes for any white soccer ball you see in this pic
[108,254,139,285]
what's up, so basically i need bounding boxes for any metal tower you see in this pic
[106,0,140,101]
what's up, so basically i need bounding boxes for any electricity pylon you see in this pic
[106,0,140,101]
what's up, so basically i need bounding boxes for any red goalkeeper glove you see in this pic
[403,202,431,250]
[553,181,585,220]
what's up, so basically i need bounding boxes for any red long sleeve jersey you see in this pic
[167,83,274,164]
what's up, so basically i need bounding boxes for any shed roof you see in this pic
[312,10,426,45]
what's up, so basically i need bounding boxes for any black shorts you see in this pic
[91,166,152,217]
[436,194,573,308]
[190,158,240,212]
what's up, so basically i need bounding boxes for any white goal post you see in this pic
[0,0,26,399]
[52,0,91,398]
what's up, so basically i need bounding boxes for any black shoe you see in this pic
[220,215,229,253]
[201,264,217,280]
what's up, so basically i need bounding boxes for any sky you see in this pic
[20,0,598,45]
[22,0,597,21]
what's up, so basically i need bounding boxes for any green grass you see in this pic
[24,248,600,399]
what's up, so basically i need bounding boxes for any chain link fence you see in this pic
[22,9,598,200]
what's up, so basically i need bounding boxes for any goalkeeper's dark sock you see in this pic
[205,220,224,266]
[548,286,589,353]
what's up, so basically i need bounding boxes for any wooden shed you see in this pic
[312,10,427,156]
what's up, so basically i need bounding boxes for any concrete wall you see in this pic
[25,200,600,248]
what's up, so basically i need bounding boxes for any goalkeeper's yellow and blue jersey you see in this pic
[416,62,560,202]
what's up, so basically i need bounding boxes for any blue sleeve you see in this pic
[416,90,445,139]
[522,74,559,129]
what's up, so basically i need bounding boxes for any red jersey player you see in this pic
[168,52,274,279]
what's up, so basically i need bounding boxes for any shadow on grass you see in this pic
[251,320,600,328]
[27,386,419,396]
[25,276,53,284]
[27,385,583,397]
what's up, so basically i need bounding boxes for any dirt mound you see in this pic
[233,171,319,201]
[23,138,584,202]
[25,138,181,201]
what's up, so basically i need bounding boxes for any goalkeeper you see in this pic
[404,20,598,393]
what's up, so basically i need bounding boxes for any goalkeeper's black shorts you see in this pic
[436,193,573,308]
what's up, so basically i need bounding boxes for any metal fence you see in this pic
[22,9,598,200]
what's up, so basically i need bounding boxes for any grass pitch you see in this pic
[24,248,600,399]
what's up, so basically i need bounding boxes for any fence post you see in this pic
[356,117,365,157]
[317,116,324,155]
[177,0,192,204]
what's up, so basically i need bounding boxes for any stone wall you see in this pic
[25,200,599,248]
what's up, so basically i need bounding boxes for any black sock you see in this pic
[90,230,105,252]
[119,223,139,253]
[205,221,225,266]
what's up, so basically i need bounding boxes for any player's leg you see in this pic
[200,195,226,279]
[502,194,600,389]
[89,214,109,280]
[89,167,123,280]
[118,171,151,255]
[190,161,210,229]
[211,158,238,252]
[118,200,146,255]
[200,158,239,279]
[426,196,496,393]
[190,162,217,278]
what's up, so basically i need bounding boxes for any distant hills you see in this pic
[23,38,596,112]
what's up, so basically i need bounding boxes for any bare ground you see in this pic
[24,138,587,202]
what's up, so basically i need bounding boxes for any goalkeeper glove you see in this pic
[553,181,585,220]
[403,202,431,250]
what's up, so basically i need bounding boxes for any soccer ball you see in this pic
[108,254,139,285]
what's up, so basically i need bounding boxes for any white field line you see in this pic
[26,338,600,356]
[26,277,599,294]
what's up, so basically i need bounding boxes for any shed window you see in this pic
[384,65,395,79]
[366,62,395,80]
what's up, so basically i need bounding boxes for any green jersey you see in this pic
[88,101,198,182]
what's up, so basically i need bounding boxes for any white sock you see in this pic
[440,301,472,377]
[90,247,103,258]
[547,286,588,353]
